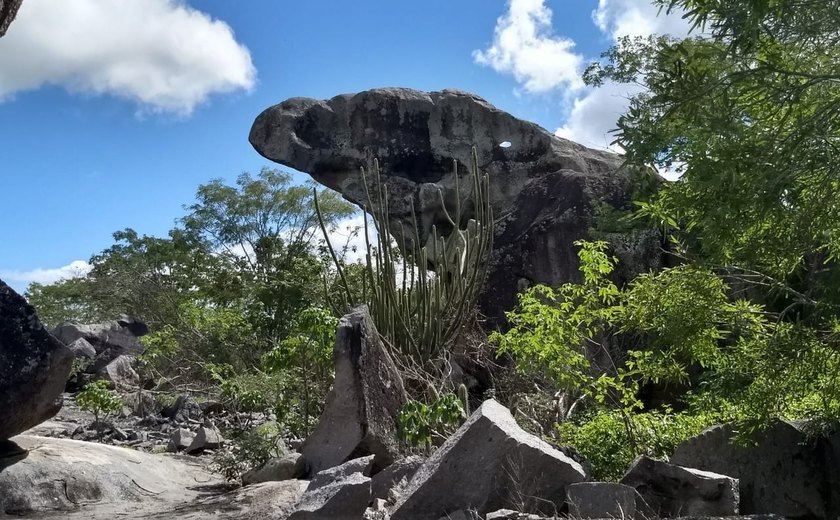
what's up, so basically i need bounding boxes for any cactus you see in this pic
[457,383,470,417]
[316,147,494,372]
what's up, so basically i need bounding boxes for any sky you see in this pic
[0,0,689,294]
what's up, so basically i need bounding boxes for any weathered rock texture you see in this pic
[671,421,840,519]
[620,455,739,517]
[391,399,586,519]
[566,482,636,519]
[0,0,22,37]
[0,278,73,440]
[289,469,371,520]
[301,306,407,475]
[250,88,661,324]
[0,435,222,516]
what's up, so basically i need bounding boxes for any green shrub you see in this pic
[212,422,286,482]
[398,393,466,451]
[76,380,124,436]
[556,409,715,481]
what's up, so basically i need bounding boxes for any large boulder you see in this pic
[250,88,662,325]
[391,399,586,519]
[0,278,73,440]
[671,421,839,519]
[0,0,22,37]
[301,306,407,475]
[288,468,372,520]
[620,455,739,517]
[566,482,636,519]
[53,316,148,360]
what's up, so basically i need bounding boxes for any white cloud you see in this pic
[555,0,691,150]
[0,260,92,286]
[473,0,584,94]
[0,0,256,115]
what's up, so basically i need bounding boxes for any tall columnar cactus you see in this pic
[457,383,470,417]
[316,147,494,372]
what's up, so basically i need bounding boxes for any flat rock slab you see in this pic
[1,435,223,517]
[391,399,586,519]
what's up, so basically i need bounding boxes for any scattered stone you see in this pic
[620,455,739,517]
[309,455,375,490]
[68,337,96,359]
[391,399,586,519]
[0,278,74,440]
[671,421,837,519]
[250,88,661,326]
[95,355,140,390]
[123,389,159,417]
[242,452,306,485]
[186,425,223,454]
[566,482,636,519]
[371,455,425,501]
[161,394,203,423]
[288,471,372,520]
[168,428,196,452]
[301,306,407,475]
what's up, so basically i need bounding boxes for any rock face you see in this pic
[620,455,739,517]
[391,399,586,519]
[566,482,636,519]
[0,0,22,37]
[289,467,372,520]
[250,88,661,324]
[0,435,222,516]
[671,421,840,519]
[301,306,407,475]
[0,278,73,440]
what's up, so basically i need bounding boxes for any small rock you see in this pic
[242,452,305,485]
[186,425,223,454]
[309,455,375,490]
[620,455,739,517]
[168,428,196,453]
[566,482,636,519]
[68,338,96,359]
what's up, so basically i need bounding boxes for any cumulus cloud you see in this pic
[473,0,584,94]
[475,0,691,152]
[0,260,92,286]
[0,0,256,115]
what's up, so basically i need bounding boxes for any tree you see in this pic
[182,168,354,345]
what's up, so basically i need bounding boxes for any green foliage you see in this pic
[398,393,466,450]
[76,380,124,426]
[557,409,715,481]
[212,422,286,482]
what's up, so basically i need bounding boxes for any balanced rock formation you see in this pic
[250,88,661,324]
[0,278,73,440]
[0,0,22,37]
[301,305,407,475]
[391,399,586,519]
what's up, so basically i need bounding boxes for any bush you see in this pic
[76,380,124,437]
[212,422,286,482]
[556,409,715,481]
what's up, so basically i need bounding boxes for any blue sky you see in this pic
[0,0,687,294]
